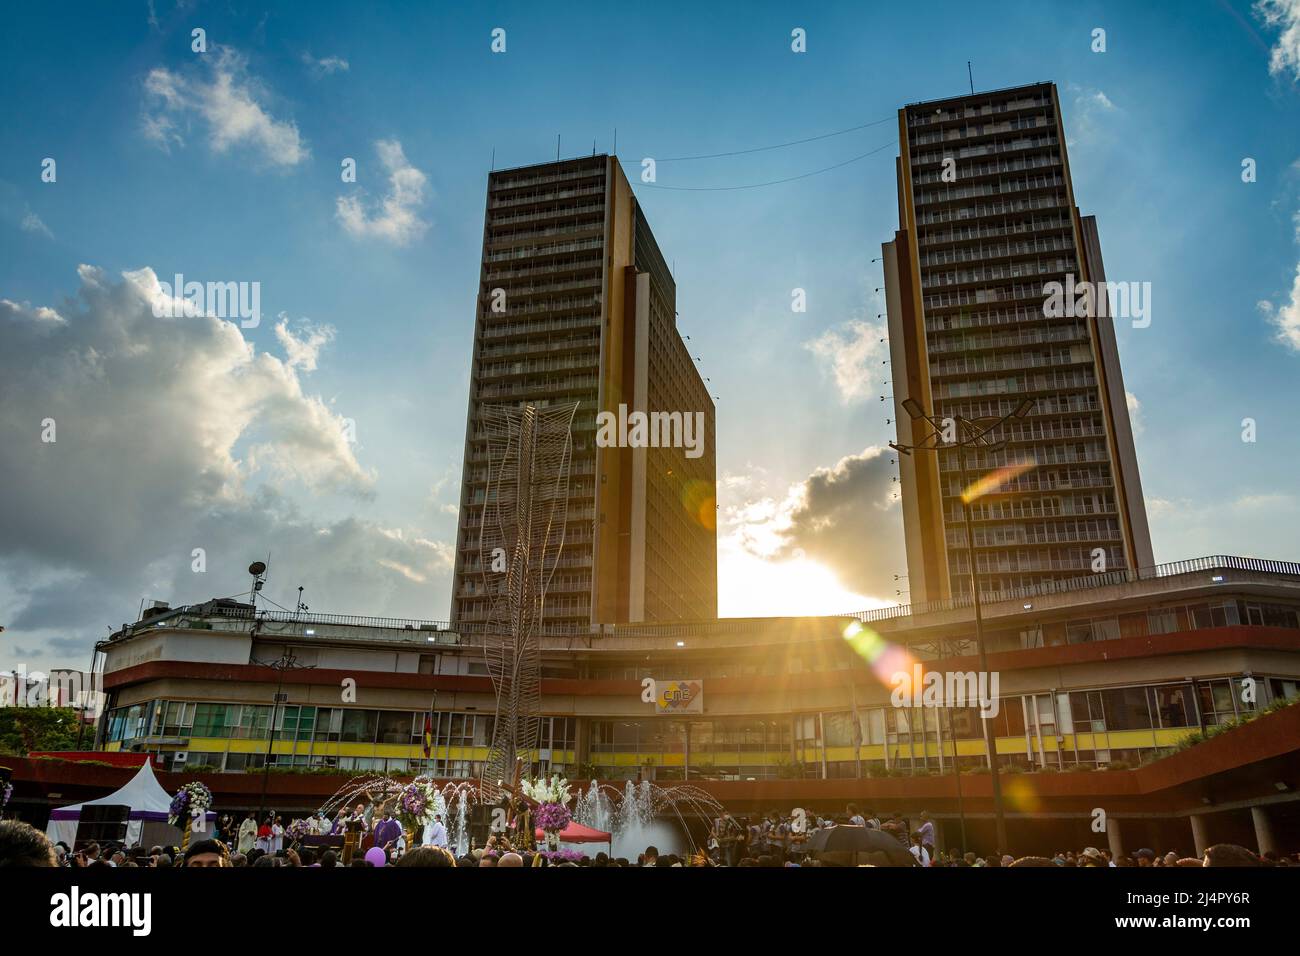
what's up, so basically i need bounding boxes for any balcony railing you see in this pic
[842,555,1300,624]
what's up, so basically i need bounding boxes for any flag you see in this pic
[422,713,433,758]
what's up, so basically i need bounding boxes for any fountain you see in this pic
[573,779,726,859]
[309,774,727,861]
[316,774,482,851]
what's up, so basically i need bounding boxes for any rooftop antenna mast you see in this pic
[967,61,974,95]
[247,560,268,608]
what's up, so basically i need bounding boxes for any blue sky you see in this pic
[3,0,1300,669]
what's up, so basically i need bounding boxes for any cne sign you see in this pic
[642,678,703,714]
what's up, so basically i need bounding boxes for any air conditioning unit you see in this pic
[172,752,189,766]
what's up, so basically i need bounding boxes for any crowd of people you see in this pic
[704,803,1297,867]
[1,798,1292,868]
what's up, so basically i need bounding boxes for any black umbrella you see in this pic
[806,826,918,866]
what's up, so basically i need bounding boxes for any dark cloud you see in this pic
[775,447,905,598]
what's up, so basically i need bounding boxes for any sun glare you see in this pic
[717,547,893,618]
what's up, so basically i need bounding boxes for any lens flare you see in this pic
[961,460,1036,504]
[679,479,715,531]
[1001,774,1044,814]
[842,620,916,685]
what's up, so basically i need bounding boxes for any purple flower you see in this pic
[535,802,572,833]
[286,819,313,840]
[542,848,585,863]
[167,790,190,826]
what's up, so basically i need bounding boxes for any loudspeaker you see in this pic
[468,804,492,849]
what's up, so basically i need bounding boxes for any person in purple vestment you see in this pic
[373,808,402,856]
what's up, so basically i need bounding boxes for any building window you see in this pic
[192,703,232,738]
[341,709,377,743]
[1100,687,1151,731]
[1147,609,1179,635]
[1151,684,1193,728]
[376,711,411,744]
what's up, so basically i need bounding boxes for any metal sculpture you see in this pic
[475,401,579,797]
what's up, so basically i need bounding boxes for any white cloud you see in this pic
[301,51,350,76]
[803,318,888,404]
[1256,0,1300,81]
[21,211,53,239]
[1126,390,1143,435]
[1089,90,1115,111]
[1258,264,1300,351]
[1065,85,1119,147]
[1232,492,1295,511]
[1,263,372,517]
[274,314,336,371]
[0,265,459,670]
[142,46,307,166]
[1146,497,1188,518]
[1,298,64,325]
[336,140,430,246]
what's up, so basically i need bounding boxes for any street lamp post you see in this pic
[890,394,1034,854]
[941,679,969,853]
[252,648,316,818]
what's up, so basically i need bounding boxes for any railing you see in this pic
[107,556,1300,649]
[840,555,1300,624]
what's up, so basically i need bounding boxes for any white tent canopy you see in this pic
[46,760,214,850]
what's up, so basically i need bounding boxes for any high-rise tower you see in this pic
[451,155,717,633]
[884,82,1153,603]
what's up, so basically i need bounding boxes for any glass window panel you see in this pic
[1066,621,1093,644]
[1101,687,1151,731]
[1210,681,1235,716]
[341,709,377,743]
[823,712,855,748]
[1154,684,1192,727]
[1148,609,1178,635]
[1093,619,1121,641]
[376,711,410,744]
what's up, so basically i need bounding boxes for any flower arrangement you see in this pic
[286,818,313,842]
[541,848,585,864]
[395,776,439,831]
[520,773,572,806]
[534,801,572,834]
[167,781,213,828]
[522,774,574,848]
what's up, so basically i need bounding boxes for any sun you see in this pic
[717,546,891,618]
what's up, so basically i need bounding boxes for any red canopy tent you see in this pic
[535,821,612,844]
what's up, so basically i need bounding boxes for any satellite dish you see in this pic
[248,561,267,576]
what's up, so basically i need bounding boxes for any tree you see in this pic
[0,707,83,755]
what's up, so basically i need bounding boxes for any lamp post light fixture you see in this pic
[889,394,1034,853]
[251,647,317,817]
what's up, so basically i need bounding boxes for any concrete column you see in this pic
[575,717,590,768]
[1190,813,1210,856]
[1251,806,1278,857]
[1106,817,1123,859]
